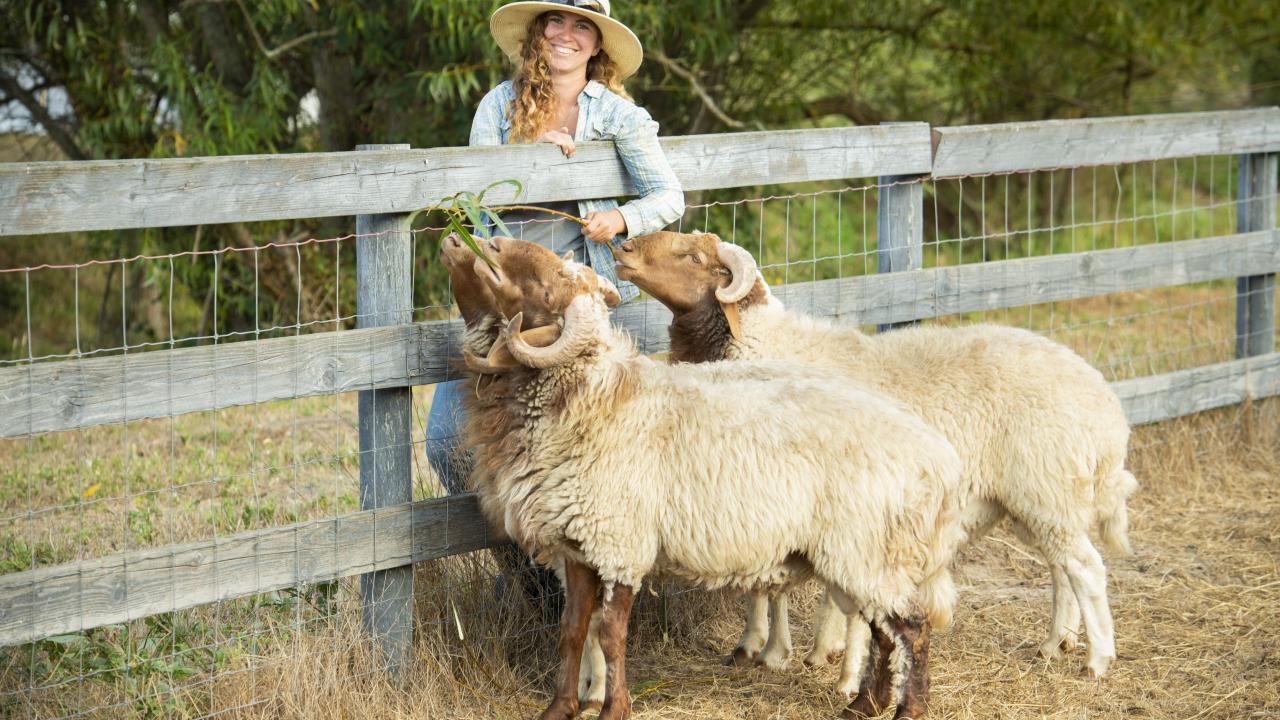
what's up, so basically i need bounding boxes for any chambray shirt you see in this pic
[470,80,685,301]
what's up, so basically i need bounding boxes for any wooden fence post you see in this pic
[1235,152,1278,358]
[876,172,925,333]
[355,143,415,676]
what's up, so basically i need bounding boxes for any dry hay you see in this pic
[196,398,1280,718]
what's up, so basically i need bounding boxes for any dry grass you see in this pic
[3,281,1279,718]
[11,397,1265,720]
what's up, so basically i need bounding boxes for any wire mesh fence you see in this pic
[1,112,1277,718]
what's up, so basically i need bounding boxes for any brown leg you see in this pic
[843,621,894,719]
[539,559,601,720]
[596,584,636,720]
[886,613,930,720]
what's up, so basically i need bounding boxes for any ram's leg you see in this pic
[1011,520,1081,660]
[1039,563,1081,659]
[835,615,872,698]
[884,611,931,720]
[1063,534,1115,678]
[597,583,636,720]
[729,592,770,665]
[540,558,600,720]
[842,621,894,719]
[805,589,848,667]
[578,608,606,713]
[756,592,793,669]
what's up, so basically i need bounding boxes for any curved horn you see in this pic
[597,276,622,308]
[504,296,599,369]
[714,242,759,304]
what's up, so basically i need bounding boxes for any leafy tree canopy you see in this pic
[3,0,1275,161]
[0,0,1275,354]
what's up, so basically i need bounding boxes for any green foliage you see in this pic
[7,617,227,718]
[423,179,531,269]
[0,0,1274,351]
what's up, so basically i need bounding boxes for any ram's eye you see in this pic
[543,290,551,304]
[691,255,702,264]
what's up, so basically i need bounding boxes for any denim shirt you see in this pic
[470,80,685,301]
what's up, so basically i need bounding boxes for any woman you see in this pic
[427,0,684,493]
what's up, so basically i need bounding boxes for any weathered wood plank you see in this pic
[0,494,494,647]
[0,322,449,438]
[0,125,932,237]
[353,156,415,673]
[2,349,1277,647]
[1235,153,1279,358]
[1115,352,1280,426]
[774,229,1280,327]
[875,174,925,332]
[3,230,1276,438]
[931,107,1280,177]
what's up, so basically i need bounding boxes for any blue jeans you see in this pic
[425,378,472,494]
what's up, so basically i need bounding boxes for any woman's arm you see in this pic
[610,109,685,237]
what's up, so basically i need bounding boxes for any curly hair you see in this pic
[506,13,631,144]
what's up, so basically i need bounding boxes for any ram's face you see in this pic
[440,232,498,326]
[474,236,619,328]
[615,231,729,314]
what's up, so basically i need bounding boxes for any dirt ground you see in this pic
[193,398,1280,720]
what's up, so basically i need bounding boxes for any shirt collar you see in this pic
[582,80,606,99]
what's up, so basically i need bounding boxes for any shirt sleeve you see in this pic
[468,85,511,237]
[610,107,685,237]
[469,86,508,147]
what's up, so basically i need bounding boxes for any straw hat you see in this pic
[490,0,644,80]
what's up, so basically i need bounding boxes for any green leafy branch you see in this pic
[416,179,592,270]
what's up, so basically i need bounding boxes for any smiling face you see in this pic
[540,10,601,78]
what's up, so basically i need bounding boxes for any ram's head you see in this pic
[471,236,620,370]
[614,231,761,339]
[440,232,499,328]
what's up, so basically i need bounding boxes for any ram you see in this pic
[615,230,1139,685]
[440,232,613,711]
[461,236,965,720]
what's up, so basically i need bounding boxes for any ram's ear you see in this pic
[464,348,507,374]
[721,300,743,341]
[484,323,564,369]
[519,323,563,347]
[481,340,523,371]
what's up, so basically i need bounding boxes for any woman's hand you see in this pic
[582,209,627,243]
[537,127,576,157]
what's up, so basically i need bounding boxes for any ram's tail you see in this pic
[917,564,957,631]
[920,501,966,631]
[1097,467,1139,555]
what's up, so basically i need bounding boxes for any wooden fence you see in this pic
[1,108,1278,672]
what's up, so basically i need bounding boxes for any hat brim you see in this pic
[490,2,643,80]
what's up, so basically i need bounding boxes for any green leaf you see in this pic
[447,215,496,270]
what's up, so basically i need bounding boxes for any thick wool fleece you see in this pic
[712,303,1138,552]
[464,295,965,628]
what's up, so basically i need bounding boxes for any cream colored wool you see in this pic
[716,269,1137,681]
[466,286,967,635]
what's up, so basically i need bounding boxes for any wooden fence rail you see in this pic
[4,348,1280,647]
[2,229,1277,439]
[0,108,1278,654]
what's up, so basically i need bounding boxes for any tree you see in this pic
[1,0,1275,353]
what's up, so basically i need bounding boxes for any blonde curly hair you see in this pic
[506,13,631,144]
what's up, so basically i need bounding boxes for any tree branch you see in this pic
[230,0,337,62]
[0,67,88,160]
[646,49,762,131]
